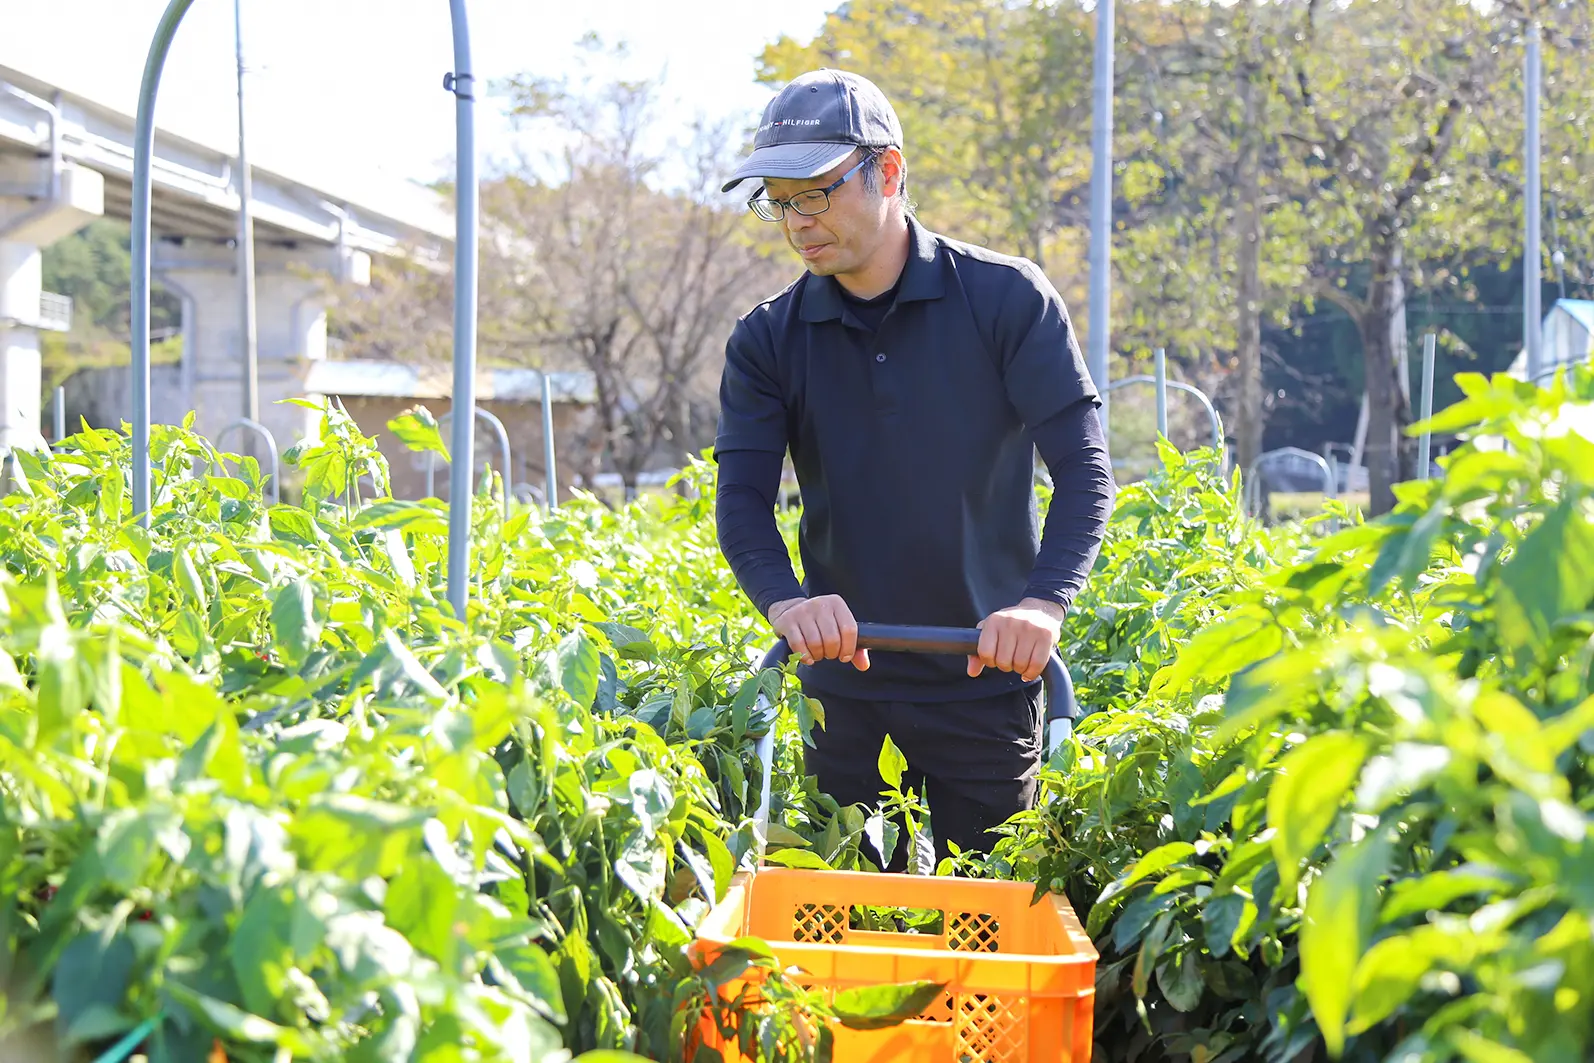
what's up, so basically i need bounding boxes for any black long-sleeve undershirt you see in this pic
[715,397,1115,620]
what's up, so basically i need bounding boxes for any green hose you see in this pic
[88,1015,160,1063]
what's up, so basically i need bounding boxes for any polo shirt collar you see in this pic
[798,215,945,323]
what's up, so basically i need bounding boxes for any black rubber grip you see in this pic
[756,624,1080,721]
[854,623,982,655]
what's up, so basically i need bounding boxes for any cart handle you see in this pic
[757,622,1077,723]
[746,623,1079,870]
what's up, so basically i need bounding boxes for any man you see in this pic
[713,68,1115,871]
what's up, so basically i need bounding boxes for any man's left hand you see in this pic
[968,598,1066,683]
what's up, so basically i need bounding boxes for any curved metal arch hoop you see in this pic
[131,0,480,619]
[426,406,512,519]
[1103,374,1226,453]
[214,418,280,505]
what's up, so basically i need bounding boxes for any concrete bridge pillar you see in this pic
[0,161,103,450]
[154,240,369,452]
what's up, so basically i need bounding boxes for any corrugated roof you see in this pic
[303,359,596,404]
[1556,299,1594,332]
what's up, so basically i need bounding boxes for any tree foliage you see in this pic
[755,0,1594,513]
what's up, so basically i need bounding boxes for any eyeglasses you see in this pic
[747,151,877,223]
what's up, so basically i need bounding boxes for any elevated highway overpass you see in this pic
[0,61,454,452]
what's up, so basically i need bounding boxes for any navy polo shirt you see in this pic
[715,216,1101,701]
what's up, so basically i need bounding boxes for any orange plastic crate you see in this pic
[690,867,1098,1062]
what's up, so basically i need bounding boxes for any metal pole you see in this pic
[132,0,196,529]
[445,0,479,621]
[541,371,557,509]
[53,385,65,442]
[1153,346,1167,439]
[1417,332,1436,480]
[1524,21,1542,381]
[1087,0,1115,430]
[235,0,259,438]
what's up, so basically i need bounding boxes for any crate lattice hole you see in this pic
[955,993,1026,1062]
[792,903,846,944]
[948,911,1000,952]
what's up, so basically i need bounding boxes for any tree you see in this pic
[488,49,791,494]
[1270,0,1523,515]
[758,0,1096,274]
[1112,0,1312,473]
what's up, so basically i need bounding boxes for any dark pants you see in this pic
[800,682,1045,873]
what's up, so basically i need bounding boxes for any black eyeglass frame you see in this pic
[746,150,881,222]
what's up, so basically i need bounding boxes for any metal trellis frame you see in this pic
[541,371,557,510]
[215,418,280,505]
[1416,333,1436,480]
[1103,373,1225,453]
[426,406,512,519]
[1532,361,1585,384]
[131,0,480,619]
[1244,446,1337,527]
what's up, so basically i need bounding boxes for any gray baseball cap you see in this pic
[721,69,903,194]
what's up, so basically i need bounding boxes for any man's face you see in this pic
[761,149,900,278]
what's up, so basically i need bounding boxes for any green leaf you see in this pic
[1348,925,1460,1034]
[1156,948,1203,1013]
[763,823,812,849]
[165,982,310,1052]
[35,620,83,738]
[231,887,293,1018]
[763,848,833,870]
[1148,606,1281,699]
[268,504,321,546]
[495,943,567,1024]
[700,831,734,901]
[53,931,135,1040]
[1120,842,1197,890]
[832,981,946,1030]
[271,579,321,667]
[1112,892,1174,952]
[1379,866,1515,925]
[382,629,448,700]
[385,856,463,970]
[303,448,349,503]
[1378,501,1447,593]
[558,632,601,709]
[877,734,907,793]
[1542,692,1594,757]
[386,407,450,459]
[1202,893,1246,959]
[174,545,207,611]
[98,807,182,890]
[352,499,450,537]
[1269,732,1373,897]
[864,810,898,870]
[614,828,666,902]
[574,1052,656,1062]
[595,622,656,662]
[1494,497,1594,654]
[1300,828,1394,1058]
[1448,1031,1536,1063]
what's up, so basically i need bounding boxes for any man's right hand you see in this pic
[767,595,870,671]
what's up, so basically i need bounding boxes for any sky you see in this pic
[0,0,838,218]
